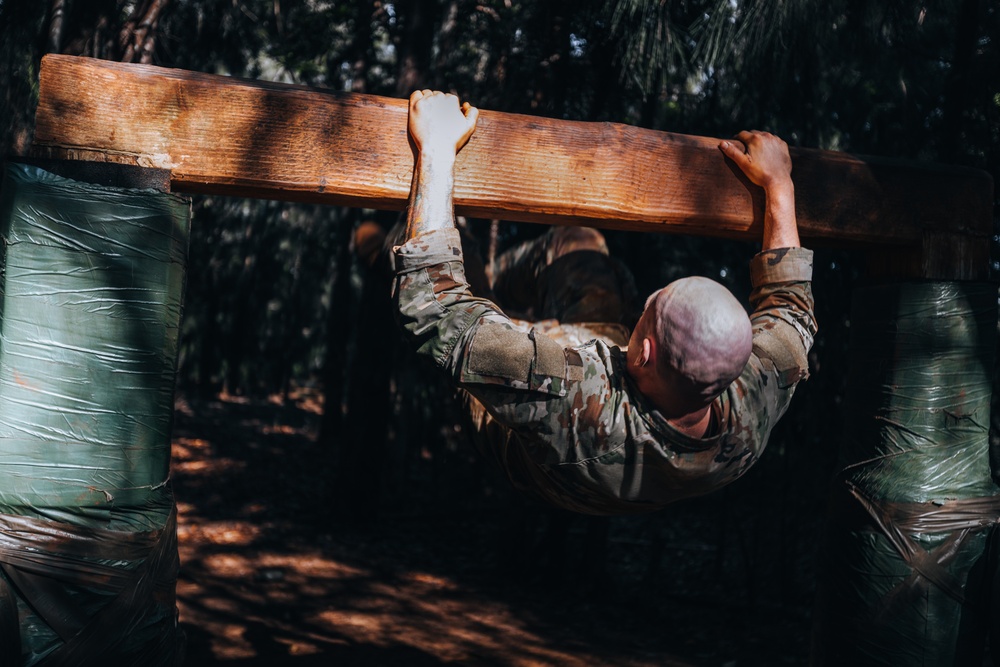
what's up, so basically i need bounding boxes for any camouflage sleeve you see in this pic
[393,227,580,396]
[394,228,494,368]
[747,246,817,389]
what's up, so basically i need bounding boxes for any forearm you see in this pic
[761,180,799,250]
[405,150,458,241]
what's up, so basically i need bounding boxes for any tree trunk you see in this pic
[120,0,170,63]
[336,219,394,525]
[0,1,47,157]
[529,0,572,116]
[393,0,438,96]
[47,0,67,53]
[941,0,980,162]
[348,0,376,94]
[318,217,354,446]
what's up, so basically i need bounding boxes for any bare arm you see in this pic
[719,131,799,250]
[404,90,479,241]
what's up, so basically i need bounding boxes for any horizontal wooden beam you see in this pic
[32,55,993,252]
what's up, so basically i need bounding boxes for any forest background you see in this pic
[1,1,999,664]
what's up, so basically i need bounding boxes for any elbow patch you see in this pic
[752,327,809,389]
[464,324,581,395]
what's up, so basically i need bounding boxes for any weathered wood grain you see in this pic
[32,55,993,251]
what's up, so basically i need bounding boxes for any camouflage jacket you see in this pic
[394,228,817,515]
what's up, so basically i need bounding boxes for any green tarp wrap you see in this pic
[811,282,1000,666]
[0,163,189,665]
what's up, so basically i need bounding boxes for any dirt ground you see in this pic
[170,390,811,667]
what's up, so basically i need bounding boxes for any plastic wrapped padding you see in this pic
[841,282,997,502]
[0,163,189,529]
[811,282,1000,667]
[0,163,189,665]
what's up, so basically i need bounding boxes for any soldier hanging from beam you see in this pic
[391,90,816,514]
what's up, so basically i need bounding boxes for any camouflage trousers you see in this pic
[463,226,637,497]
[490,226,638,333]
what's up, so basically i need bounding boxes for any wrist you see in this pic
[762,177,794,199]
[418,145,459,164]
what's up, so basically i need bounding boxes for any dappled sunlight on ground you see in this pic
[171,391,697,666]
[178,539,669,666]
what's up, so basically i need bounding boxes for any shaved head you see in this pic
[648,277,753,399]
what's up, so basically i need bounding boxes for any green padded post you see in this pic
[811,282,1000,666]
[0,163,190,665]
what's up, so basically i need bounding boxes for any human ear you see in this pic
[637,337,652,368]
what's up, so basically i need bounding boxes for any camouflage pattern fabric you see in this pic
[394,227,817,515]
[491,227,640,327]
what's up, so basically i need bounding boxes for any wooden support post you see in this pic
[30,55,992,266]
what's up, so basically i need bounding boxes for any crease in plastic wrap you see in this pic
[0,163,190,666]
[811,281,1000,667]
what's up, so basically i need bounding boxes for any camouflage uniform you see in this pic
[489,227,640,330]
[394,227,817,515]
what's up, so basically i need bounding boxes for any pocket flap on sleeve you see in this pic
[468,324,534,382]
[464,324,570,396]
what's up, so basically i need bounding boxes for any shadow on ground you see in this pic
[171,389,812,667]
